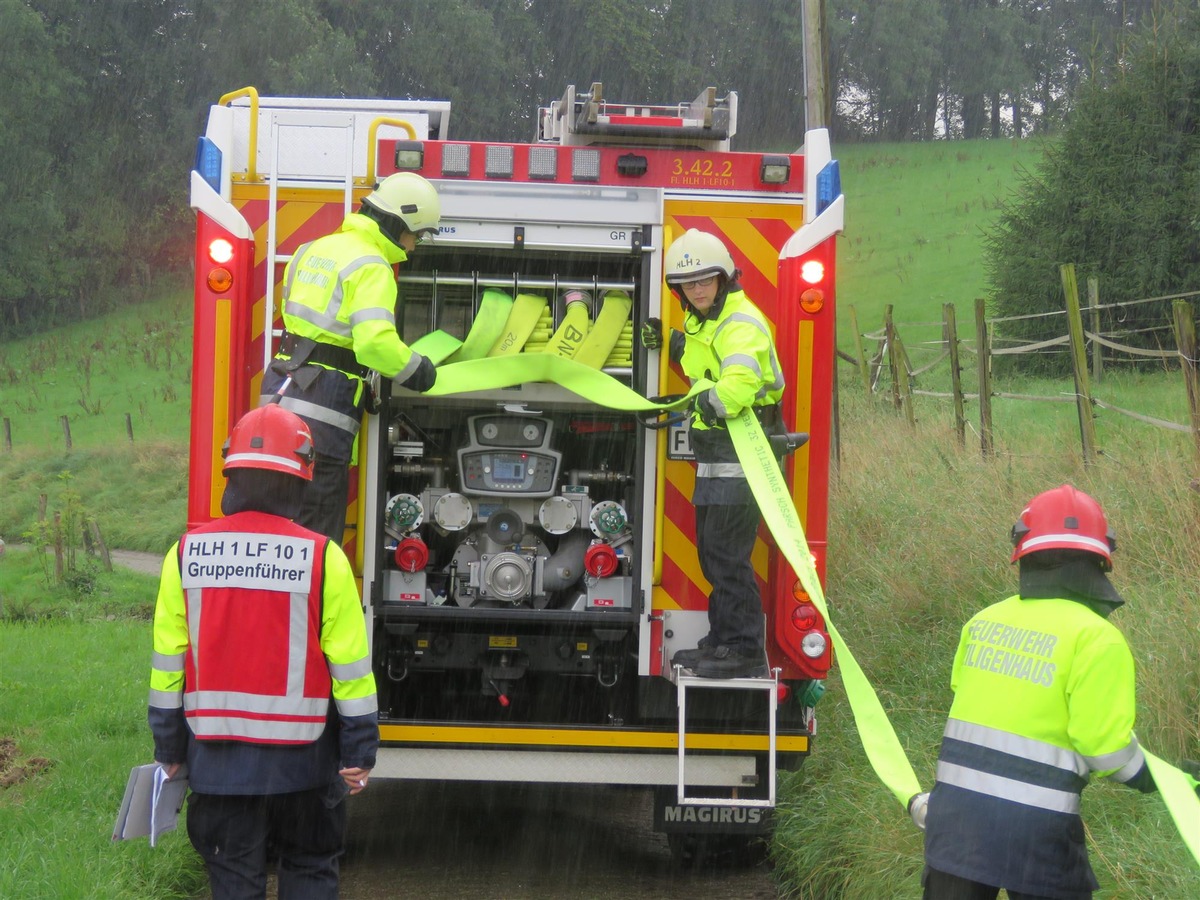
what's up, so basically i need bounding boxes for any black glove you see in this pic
[639,317,663,350]
[398,354,437,393]
[693,391,721,428]
[668,328,685,363]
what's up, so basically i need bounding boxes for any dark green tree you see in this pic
[0,0,76,333]
[985,3,1200,372]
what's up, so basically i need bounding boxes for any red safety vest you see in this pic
[178,511,331,744]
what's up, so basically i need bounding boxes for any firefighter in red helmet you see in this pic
[913,485,1161,900]
[149,405,378,900]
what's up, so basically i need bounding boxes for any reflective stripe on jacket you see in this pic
[149,510,377,746]
[924,594,1142,898]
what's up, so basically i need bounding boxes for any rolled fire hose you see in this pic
[445,288,514,362]
[422,352,1200,866]
[543,290,592,359]
[409,330,463,365]
[489,293,549,357]
[572,290,632,368]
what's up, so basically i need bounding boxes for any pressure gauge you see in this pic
[523,423,541,442]
[481,422,499,441]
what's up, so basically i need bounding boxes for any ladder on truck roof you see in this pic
[538,82,738,151]
[672,666,779,810]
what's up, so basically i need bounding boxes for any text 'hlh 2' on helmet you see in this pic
[221,405,316,481]
[664,228,736,286]
[1010,484,1117,570]
[362,172,441,241]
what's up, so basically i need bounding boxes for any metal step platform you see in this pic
[671,664,778,809]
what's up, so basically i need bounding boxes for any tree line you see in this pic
[0,0,1179,341]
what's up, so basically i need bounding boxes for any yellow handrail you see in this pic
[362,118,417,186]
[218,86,260,182]
[652,226,677,586]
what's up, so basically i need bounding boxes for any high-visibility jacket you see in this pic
[680,288,784,504]
[149,511,377,747]
[924,594,1146,898]
[264,213,422,461]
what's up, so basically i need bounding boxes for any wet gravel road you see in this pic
[337,780,780,900]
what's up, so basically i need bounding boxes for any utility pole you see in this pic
[801,0,830,130]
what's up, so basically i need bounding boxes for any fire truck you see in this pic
[187,83,844,858]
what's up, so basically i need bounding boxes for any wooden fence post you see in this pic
[60,415,72,451]
[3,417,10,452]
[53,511,64,582]
[1088,277,1103,384]
[1171,299,1200,460]
[848,305,871,395]
[868,310,889,392]
[885,305,902,410]
[944,303,966,446]
[88,518,113,573]
[974,298,994,458]
[1061,264,1098,465]
[125,413,134,443]
[893,327,916,427]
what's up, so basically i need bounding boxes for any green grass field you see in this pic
[836,138,1046,340]
[2,137,1198,898]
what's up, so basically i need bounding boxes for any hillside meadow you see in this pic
[1,137,1198,897]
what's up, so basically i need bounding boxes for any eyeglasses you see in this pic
[415,228,438,245]
[682,275,717,290]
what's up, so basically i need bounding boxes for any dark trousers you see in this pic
[696,503,764,652]
[187,787,346,900]
[298,454,351,545]
[922,866,1088,900]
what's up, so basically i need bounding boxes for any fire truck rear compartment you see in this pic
[370,233,662,727]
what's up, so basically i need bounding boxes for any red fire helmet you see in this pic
[1010,484,1116,569]
[221,404,315,481]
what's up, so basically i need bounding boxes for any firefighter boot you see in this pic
[670,635,716,669]
[690,645,769,679]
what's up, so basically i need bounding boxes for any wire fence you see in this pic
[842,264,1200,463]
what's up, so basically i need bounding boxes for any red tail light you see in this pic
[791,602,818,632]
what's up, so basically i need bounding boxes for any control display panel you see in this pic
[458,415,561,497]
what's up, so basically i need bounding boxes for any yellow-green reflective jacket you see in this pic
[280,213,420,382]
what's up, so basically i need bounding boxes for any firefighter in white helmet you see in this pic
[149,404,378,899]
[912,485,1200,899]
[649,228,785,678]
[262,171,441,544]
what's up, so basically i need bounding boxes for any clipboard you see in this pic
[112,763,189,847]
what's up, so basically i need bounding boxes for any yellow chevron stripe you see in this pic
[379,723,808,753]
[663,516,706,591]
[710,217,781,287]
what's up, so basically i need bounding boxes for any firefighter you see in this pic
[148,405,378,900]
[647,228,785,678]
[910,485,1161,900]
[261,171,442,544]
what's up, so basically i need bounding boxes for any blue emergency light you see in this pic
[816,160,841,215]
[193,137,223,193]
